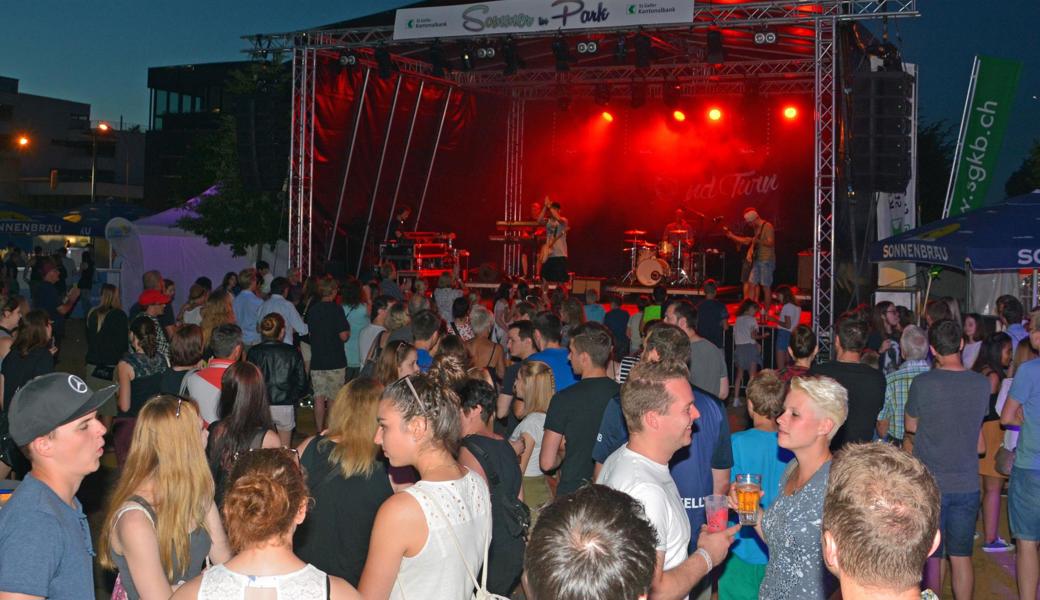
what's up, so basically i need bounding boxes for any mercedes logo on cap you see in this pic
[68,375,89,394]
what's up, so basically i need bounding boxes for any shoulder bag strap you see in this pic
[412,487,492,594]
[366,330,386,362]
[462,438,501,487]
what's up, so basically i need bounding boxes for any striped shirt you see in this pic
[878,359,931,440]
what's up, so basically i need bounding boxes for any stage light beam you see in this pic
[672,110,686,122]
[601,111,614,123]
[707,107,722,122]
[783,105,798,120]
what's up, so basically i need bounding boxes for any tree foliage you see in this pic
[916,119,956,224]
[1006,139,1040,198]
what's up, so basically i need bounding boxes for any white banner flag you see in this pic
[393,0,694,41]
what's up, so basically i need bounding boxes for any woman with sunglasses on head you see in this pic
[373,340,420,386]
[207,362,281,506]
[359,374,491,600]
[173,448,360,600]
[99,395,231,599]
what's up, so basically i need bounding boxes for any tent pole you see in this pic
[385,80,426,242]
[357,76,403,277]
[414,87,452,231]
[327,68,371,263]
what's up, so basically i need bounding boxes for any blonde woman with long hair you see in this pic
[294,378,395,586]
[99,395,231,599]
[508,360,556,516]
[200,290,235,350]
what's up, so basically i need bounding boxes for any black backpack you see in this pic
[462,438,531,542]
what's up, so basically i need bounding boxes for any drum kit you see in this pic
[622,229,696,287]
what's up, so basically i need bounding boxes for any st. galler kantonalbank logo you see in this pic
[628,2,679,16]
[406,16,448,30]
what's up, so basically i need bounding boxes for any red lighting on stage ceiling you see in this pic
[601,111,614,122]
[707,107,723,122]
[783,105,798,120]
[672,110,686,122]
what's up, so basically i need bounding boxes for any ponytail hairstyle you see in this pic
[129,315,159,359]
[221,448,308,552]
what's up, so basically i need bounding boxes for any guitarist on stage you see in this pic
[538,200,570,283]
[723,207,774,305]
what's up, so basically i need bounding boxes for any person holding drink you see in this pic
[717,370,793,600]
[729,375,847,600]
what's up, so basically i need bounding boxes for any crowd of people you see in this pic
[0,259,1037,600]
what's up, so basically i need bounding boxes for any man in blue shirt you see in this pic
[232,268,264,347]
[528,311,577,391]
[0,372,115,599]
[412,309,442,372]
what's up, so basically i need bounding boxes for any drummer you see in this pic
[662,208,694,249]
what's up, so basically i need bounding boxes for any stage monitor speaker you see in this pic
[572,277,604,296]
[850,70,915,193]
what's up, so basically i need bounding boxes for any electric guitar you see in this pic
[538,226,564,265]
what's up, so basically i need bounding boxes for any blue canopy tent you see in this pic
[58,200,151,238]
[0,202,69,239]
[871,191,1040,272]
[871,191,1040,311]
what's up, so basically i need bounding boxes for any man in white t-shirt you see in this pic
[597,360,737,600]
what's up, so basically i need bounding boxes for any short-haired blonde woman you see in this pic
[735,375,848,600]
[466,305,505,385]
[508,360,555,517]
[359,374,491,600]
[99,395,231,599]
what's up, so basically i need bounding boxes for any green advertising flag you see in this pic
[946,56,1022,216]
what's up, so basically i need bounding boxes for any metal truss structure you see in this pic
[272,0,917,357]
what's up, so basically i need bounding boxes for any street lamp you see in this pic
[16,135,29,148]
[90,121,111,203]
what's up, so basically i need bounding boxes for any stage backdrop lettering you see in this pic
[945,55,1022,216]
[393,0,694,41]
[687,171,780,202]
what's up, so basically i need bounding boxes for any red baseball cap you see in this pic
[138,289,171,306]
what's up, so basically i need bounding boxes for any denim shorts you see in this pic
[1010,466,1040,541]
[933,491,981,557]
[749,260,775,287]
[775,328,791,352]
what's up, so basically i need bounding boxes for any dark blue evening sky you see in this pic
[2,1,1037,201]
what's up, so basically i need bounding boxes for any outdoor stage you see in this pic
[250,0,920,356]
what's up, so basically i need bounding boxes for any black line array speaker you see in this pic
[850,70,915,193]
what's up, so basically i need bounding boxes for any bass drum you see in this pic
[636,257,671,287]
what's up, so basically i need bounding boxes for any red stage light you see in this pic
[672,110,686,122]
[707,107,722,122]
[783,106,798,120]
[601,111,614,122]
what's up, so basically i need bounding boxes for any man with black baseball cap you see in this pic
[0,372,114,599]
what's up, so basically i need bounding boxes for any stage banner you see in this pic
[393,0,694,41]
[945,55,1022,216]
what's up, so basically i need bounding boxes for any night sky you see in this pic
[2,1,1037,203]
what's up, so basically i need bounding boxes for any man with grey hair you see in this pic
[876,325,930,447]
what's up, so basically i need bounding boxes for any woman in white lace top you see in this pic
[359,374,492,600]
[172,448,359,600]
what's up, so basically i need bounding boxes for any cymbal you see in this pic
[667,229,689,235]
[624,229,647,236]
[624,239,655,245]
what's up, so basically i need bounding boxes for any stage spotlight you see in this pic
[594,84,611,107]
[552,34,571,72]
[630,81,647,109]
[428,41,449,77]
[753,31,778,45]
[634,33,652,68]
[577,40,598,54]
[375,46,394,79]
[501,37,523,75]
[614,34,628,64]
[601,111,614,123]
[782,105,798,120]
[673,110,686,122]
[476,45,496,59]
[338,52,358,68]
[707,107,723,121]
[706,30,725,65]
[663,80,681,109]
[459,43,474,71]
